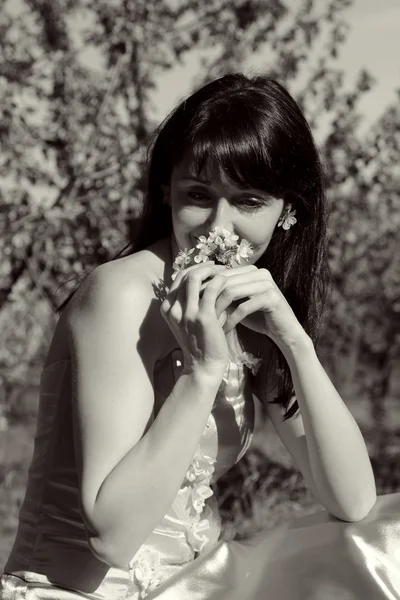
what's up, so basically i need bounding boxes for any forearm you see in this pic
[280,335,376,522]
[90,369,222,567]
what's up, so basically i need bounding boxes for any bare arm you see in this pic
[260,336,376,522]
[67,264,223,568]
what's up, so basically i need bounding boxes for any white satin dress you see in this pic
[1,346,400,599]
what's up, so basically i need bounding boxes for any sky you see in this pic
[332,0,400,122]
[6,0,400,129]
[151,0,400,129]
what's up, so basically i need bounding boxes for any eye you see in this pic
[187,190,210,201]
[239,199,264,212]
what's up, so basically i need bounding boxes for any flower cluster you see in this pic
[130,443,217,597]
[172,226,254,280]
[236,350,263,376]
[132,549,170,599]
[179,444,217,553]
[185,449,216,484]
[185,504,214,553]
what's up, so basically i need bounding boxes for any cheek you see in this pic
[241,212,279,247]
[172,203,208,231]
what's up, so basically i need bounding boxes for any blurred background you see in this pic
[1,0,399,571]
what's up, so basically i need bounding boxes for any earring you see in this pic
[277,208,297,230]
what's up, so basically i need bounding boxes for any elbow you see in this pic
[82,500,135,569]
[333,493,377,523]
[83,501,145,569]
[348,498,377,523]
[88,535,133,569]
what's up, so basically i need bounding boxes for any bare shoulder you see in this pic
[66,259,152,320]
[45,239,173,369]
[63,238,174,365]
[66,245,163,313]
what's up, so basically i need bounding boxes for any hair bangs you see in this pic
[184,108,282,196]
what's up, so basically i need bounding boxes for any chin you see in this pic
[188,234,199,249]
[252,249,268,266]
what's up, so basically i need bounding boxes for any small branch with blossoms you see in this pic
[171,226,264,370]
[171,226,254,280]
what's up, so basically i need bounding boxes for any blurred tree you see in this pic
[320,94,400,455]
[0,0,399,459]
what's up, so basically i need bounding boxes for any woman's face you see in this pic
[164,153,286,263]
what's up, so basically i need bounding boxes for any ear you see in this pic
[278,200,290,219]
[161,185,170,206]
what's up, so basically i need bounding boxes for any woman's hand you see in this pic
[213,265,307,349]
[161,263,230,378]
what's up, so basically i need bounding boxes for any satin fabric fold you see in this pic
[3,352,399,599]
[2,493,400,599]
[144,491,400,600]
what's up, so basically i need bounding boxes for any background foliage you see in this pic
[1,0,399,569]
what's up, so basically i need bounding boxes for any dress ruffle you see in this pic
[129,438,217,597]
[225,328,263,376]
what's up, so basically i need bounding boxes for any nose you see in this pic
[206,197,234,234]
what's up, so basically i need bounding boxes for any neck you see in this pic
[169,233,180,263]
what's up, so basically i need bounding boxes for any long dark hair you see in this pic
[57,73,330,420]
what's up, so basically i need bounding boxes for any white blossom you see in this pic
[172,227,253,279]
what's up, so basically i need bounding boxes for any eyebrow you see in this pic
[178,176,211,185]
[178,176,270,197]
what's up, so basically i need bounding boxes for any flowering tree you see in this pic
[0,0,399,460]
[321,98,400,455]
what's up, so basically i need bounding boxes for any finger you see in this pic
[223,264,259,276]
[219,267,273,291]
[171,261,232,292]
[208,270,265,299]
[161,287,177,314]
[166,262,220,310]
[184,265,228,317]
[164,273,198,323]
[161,289,182,320]
[198,264,259,294]
[169,280,187,323]
[215,264,258,280]
[169,261,215,293]
[199,274,228,315]
[218,310,228,328]
[215,281,273,318]
[217,268,271,287]
[223,295,266,334]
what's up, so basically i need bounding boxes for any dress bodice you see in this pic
[153,348,256,482]
[3,347,261,599]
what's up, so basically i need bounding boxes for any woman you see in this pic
[1,73,399,599]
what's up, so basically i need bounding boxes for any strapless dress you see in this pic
[0,346,261,599]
